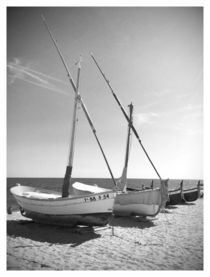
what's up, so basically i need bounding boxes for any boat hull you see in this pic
[72,183,165,217]
[167,187,199,205]
[21,209,111,227]
[166,189,183,205]
[113,188,161,216]
[183,188,199,202]
[10,185,116,227]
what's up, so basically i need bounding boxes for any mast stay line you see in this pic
[41,15,117,188]
[90,53,162,180]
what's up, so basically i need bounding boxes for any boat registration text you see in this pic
[84,194,110,202]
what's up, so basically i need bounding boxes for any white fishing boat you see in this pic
[10,185,116,226]
[110,103,168,216]
[10,17,117,227]
[114,182,168,216]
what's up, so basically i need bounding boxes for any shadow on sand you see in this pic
[165,202,196,210]
[7,219,101,247]
[7,214,156,246]
[178,202,196,206]
[109,215,156,229]
[165,205,179,209]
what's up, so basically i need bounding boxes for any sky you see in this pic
[7,6,203,179]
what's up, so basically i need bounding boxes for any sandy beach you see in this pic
[7,198,203,270]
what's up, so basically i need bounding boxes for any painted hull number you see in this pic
[84,194,110,202]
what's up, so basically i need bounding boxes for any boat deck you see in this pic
[22,191,62,200]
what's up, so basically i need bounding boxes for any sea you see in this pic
[7,177,203,211]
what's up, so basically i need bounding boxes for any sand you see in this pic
[7,198,203,270]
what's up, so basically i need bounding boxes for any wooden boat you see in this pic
[113,186,166,217]
[10,185,116,226]
[113,104,168,216]
[166,187,183,206]
[10,18,117,227]
[183,187,199,202]
[199,181,204,198]
[166,180,201,205]
[182,181,201,202]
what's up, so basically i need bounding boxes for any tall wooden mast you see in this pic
[118,103,133,191]
[62,57,81,197]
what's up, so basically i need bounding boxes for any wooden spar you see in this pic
[41,15,117,188]
[125,103,133,170]
[180,179,184,200]
[62,57,81,197]
[68,57,81,167]
[90,53,162,180]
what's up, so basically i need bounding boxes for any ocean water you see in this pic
[7,177,202,211]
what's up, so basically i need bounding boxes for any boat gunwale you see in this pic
[183,187,198,194]
[10,185,116,203]
[126,187,160,193]
[168,188,181,194]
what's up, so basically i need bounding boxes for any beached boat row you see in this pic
[10,16,200,228]
[10,178,202,227]
[166,180,202,206]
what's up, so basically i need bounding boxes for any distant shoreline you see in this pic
[7,177,203,180]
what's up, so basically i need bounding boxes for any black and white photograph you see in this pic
[5,3,205,271]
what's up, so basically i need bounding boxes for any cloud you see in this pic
[172,104,203,136]
[167,104,203,121]
[154,89,173,98]
[137,98,163,111]
[134,112,159,124]
[174,124,202,136]
[7,58,70,96]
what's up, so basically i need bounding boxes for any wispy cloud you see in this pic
[162,103,203,116]
[7,58,70,96]
[153,89,173,98]
[172,104,203,136]
[133,101,203,137]
[174,124,202,136]
[136,98,163,111]
[134,112,159,125]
